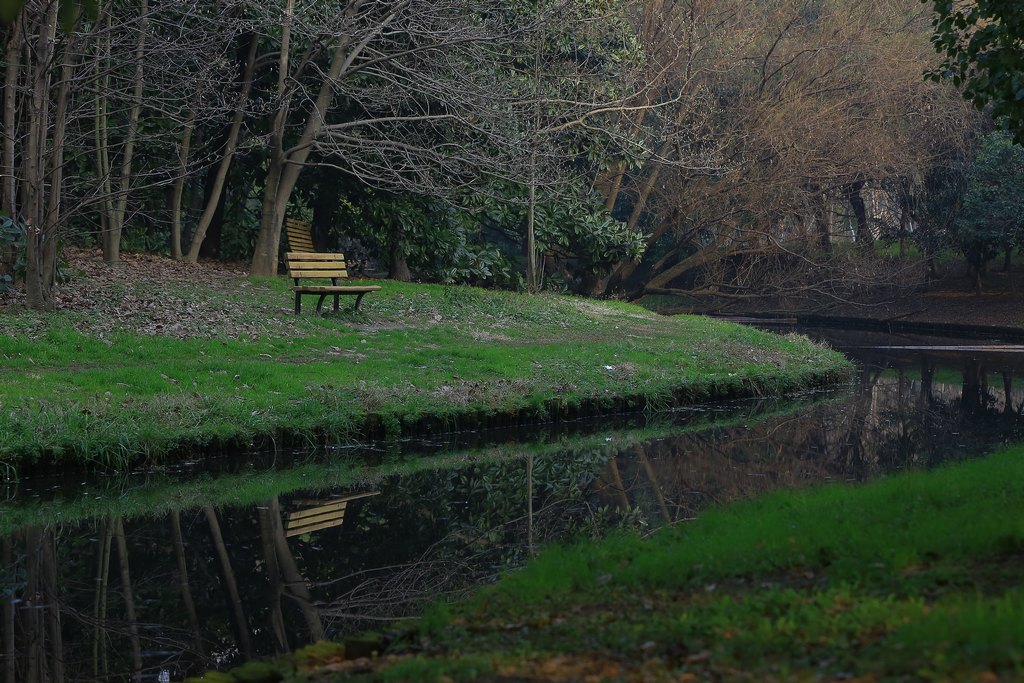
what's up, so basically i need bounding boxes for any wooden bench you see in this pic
[285,252,381,314]
[285,217,315,253]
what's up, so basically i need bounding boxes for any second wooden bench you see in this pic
[285,252,381,314]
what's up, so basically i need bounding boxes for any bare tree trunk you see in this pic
[526,177,538,292]
[185,34,257,262]
[169,511,204,656]
[2,18,22,219]
[525,24,541,293]
[252,1,374,275]
[170,105,196,260]
[104,0,149,265]
[23,1,58,310]
[251,0,297,276]
[252,153,287,275]
[204,506,253,657]
[591,94,688,296]
[37,14,79,306]
[641,232,731,293]
[112,519,143,678]
[94,6,113,254]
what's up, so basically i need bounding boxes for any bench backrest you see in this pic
[284,218,315,253]
[285,252,349,283]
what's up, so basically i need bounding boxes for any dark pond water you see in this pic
[4,328,1024,682]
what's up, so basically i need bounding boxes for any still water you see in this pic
[3,328,1024,681]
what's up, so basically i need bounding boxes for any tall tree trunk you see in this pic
[185,34,258,262]
[94,6,113,257]
[1,17,22,281]
[250,0,297,276]
[37,14,78,306]
[526,176,538,292]
[170,104,196,260]
[23,0,58,309]
[2,17,22,219]
[204,507,253,657]
[251,1,377,275]
[103,0,149,265]
[525,23,541,293]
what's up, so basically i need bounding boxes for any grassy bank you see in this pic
[0,391,838,536]
[221,443,1024,683]
[0,251,850,475]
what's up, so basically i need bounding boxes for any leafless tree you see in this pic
[592,0,979,303]
[2,0,247,305]
[244,0,533,275]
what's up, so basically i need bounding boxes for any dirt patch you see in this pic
[572,299,658,320]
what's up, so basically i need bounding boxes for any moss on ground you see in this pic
[0,266,850,475]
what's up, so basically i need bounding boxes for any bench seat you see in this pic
[285,252,380,314]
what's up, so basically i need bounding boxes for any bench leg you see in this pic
[353,292,367,311]
[294,292,302,315]
[333,293,340,313]
[316,293,328,314]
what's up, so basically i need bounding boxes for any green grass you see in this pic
[223,442,1024,683]
[0,278,851,474]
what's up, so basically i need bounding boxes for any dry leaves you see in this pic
[1,248,305,340]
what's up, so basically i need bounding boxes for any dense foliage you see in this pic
[925,0,1024,139]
